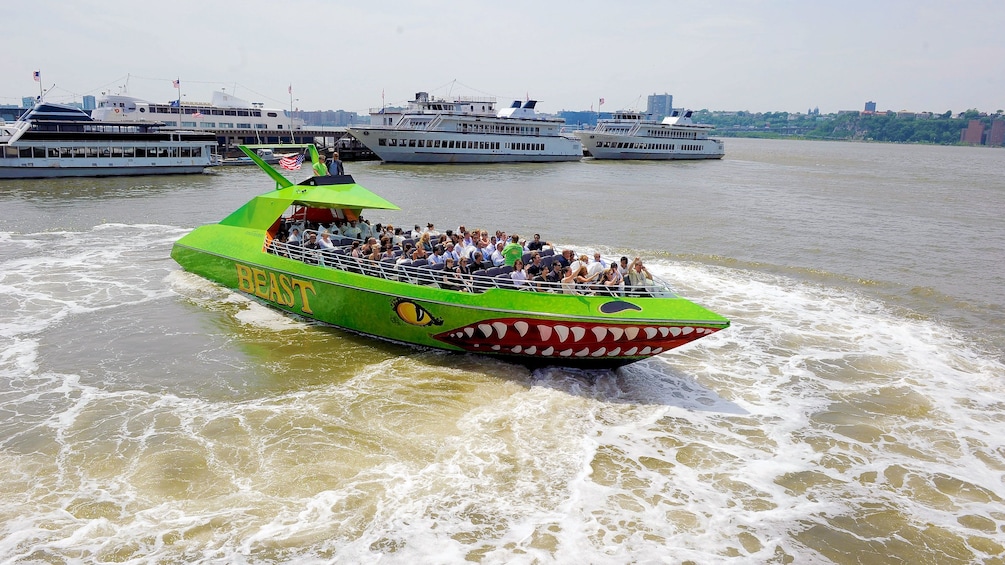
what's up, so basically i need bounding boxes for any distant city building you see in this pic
[646,93,673,120]
[988,120,1005,147]
[82,95,96,111]
[22,96,35,108]
[864,101,877,113]
[960,120,985,144]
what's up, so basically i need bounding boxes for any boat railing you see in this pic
[266,239,676,298]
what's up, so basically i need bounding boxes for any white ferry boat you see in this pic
[574,109,724,160]
[91,91,306,132]
[347,92,582,164]
[0,102,218,179]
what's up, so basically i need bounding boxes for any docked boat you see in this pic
[0,102,218,179]
[91,90,306,132]
[575,109,724,160]
[347,92,583,163]
[171,144,729,368]
[220,147,281,166]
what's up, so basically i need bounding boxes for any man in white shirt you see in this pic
[490,242,506,267]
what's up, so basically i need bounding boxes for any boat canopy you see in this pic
[218,145,399,230]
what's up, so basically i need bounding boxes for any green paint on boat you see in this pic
[172,144,729,368]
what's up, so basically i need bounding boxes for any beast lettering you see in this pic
[235,264,316,314]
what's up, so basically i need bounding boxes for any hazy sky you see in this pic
[5,0,1004,115]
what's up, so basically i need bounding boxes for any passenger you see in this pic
[470,251,488,272]
[526,252,546,281]
[626,257,654,295]
[560,266,579,295]
[545,261,564,288]
[411,246,428,261]
[490,242,506,267]
[286,228,301,245]
[502,234,524,267]
[428,245,446,266]
[391,227,405,246]
[568,254,588,276]
[602,265,624,296]
[440,257,467,292]
[425,222,440,238]
[367,246,382,262]
[442,242,460,263]
[330,151,345,175]
[618,256,630,279]
[526,233,551,251]
[411,224,423,239]
[478,237,495,262]
[396,244,413,265]
[349,240,363,258]
[303,232,320,250]
[556,249,574,268]
[418,232,434,253]
[317,231,335,249]
[510,259,532,289]
[381,246,396,260]
[587,253,606,280]
[343,220,362,240]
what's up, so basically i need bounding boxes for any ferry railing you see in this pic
[267,240,676,297]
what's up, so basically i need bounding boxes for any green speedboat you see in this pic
[172,145,729,368]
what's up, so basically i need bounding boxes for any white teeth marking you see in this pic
[514,321,529,337]
[512,345,522,354]
[538,325,553,342]
[541,346,554,356]
[670,327,681,337]
[609,327,624,341]
[639,346,651,355]
[478,324,493,338]
[652,347,663,354]
[682,327,694,335]
[492,322,507,339]
[624,347,638,356]
[559,348,574,357]
[644,327,657,339]
[591,347,607,357]
[464,327,475,338]
[659,327,670,337]
[625,327,640,340]
[524,346,537,355]
[491,345,501,351]
[592,327,608,342]
[554,325,570,343]
[608,347,621,356]
[575,347,590,357]
[571,327,586,342]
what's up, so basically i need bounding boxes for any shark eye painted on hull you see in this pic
[599,300,642,314]
[392,298,443,326]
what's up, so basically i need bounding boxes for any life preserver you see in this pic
[114,108,120,113]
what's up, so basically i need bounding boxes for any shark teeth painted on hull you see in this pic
[434,318,721,360]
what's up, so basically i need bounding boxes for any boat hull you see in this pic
[0,164,209,179]
[348,128,583,164]
[575,132,724,160]
[172,225,729,368]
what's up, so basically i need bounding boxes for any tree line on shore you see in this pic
[689,109,1002,144]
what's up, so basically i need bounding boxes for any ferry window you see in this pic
[237,123,251,129]
[255,124,267,129]
[87,147,98,158]
[204,122,215,127]
[123,147,135,157]
[212,109,223,115]
[448,140,455,148]
[378,138,387,146]
[48,147,59,158]
[238,111,250,116]
[5,147,17,158]
[182,121,197,127]
[434,140,441,148]
[136,148,146,158]
[181,148,192,157]
[193,148,201,157]
[218,122,233,128]
[268,112,278,117]
[225,110,237,116]
[111,147,123,158]
[418,140,424,148]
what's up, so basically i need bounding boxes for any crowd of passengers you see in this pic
[274,218,657,295]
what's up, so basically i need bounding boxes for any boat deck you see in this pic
[266,233,673,297]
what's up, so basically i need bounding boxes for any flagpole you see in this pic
[288,84,295,143]
[175,78,182,127]
[37,72,43,100]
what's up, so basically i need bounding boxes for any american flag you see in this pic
[33,70,40,82]
[599,97,605,105]
[192,111,204,118]
[279,153,304,170]
[173,79,180,88]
